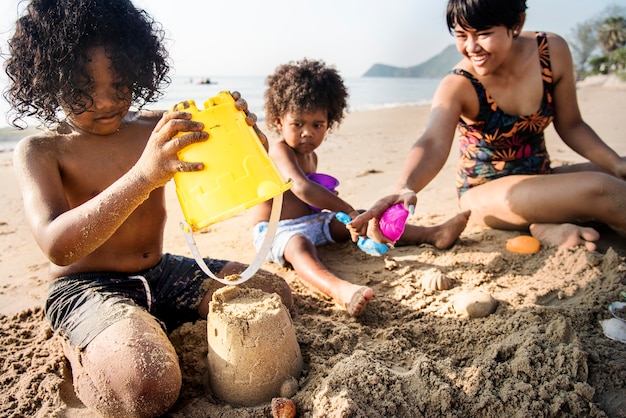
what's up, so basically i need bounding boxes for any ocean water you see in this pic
[0,75,440,151]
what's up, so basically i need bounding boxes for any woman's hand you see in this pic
[347,190,417,243]
[231,90,268,149]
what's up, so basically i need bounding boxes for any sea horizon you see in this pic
[0,75,441,151]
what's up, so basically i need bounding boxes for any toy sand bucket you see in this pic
[172,92,291,285]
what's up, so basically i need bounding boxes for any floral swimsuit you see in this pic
[454,32,555,197]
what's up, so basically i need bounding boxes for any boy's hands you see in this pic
[231,91,268,149]
[134,91,267,190]
[135,110,208,188]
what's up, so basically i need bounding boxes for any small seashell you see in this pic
[271,397,297,418]
[420,269,453,290]
[602,301,626,343]
[506,235,541,254]
[601,318,626,343]
[609,301,626,322]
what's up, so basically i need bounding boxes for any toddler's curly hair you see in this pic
[264,59,348,134]
[3,0,171,127]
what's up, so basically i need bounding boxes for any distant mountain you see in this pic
[363,44,462,78]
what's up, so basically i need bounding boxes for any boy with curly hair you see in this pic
[252,59,469,317]
[5,0,291,416]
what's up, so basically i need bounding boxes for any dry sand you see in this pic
[1,81,626,417]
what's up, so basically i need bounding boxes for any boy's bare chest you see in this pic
[58,133,148,200]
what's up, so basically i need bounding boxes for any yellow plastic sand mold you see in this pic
[173,92,291,231]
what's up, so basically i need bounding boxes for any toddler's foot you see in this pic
[338,285,373,316]
[427,210,471,249]
[529,223,599,251]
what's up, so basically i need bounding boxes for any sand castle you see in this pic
[206,286,303,406]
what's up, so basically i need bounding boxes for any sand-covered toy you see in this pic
[206,286,303,406]
[453,290,497,318]
[420,268,453,291]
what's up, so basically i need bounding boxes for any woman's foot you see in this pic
[529,223,600,251]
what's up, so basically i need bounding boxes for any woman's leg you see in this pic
[459,171,626,248]
[284,234,373,316]
[66,308,182,418]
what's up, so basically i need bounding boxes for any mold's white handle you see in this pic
[181,193,283,285]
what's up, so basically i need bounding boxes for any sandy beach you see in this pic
[1,80,626,417]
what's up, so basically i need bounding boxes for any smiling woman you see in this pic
[350,0,626,252]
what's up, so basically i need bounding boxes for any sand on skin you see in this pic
[1,79,626,417]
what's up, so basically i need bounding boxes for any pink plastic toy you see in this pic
[379,203,409,242]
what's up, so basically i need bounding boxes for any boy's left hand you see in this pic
[231,91,268,149]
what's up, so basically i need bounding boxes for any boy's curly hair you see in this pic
[264,59,348,134]
[3,0,171,128]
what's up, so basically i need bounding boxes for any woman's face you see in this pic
[63,46,132,135]
[453,23,516,76]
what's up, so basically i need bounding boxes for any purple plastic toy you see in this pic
[306,173,339,212]
[306,173,339,191]
[379,203,409,242]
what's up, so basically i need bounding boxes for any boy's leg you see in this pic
[283,234,373,316]
[64,307,181,418]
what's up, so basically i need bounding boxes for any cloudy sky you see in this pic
[0,0,622,78]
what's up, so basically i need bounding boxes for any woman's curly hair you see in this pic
[3,0,171,128]
[264,59,348,134]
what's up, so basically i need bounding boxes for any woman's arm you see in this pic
[349,74,467,235]
[549,33,625,176]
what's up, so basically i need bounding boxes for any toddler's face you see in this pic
[277,109,328,155]
[63,46,131,135]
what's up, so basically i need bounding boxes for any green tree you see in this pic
[612,47,626,71]
[597,15,626,72]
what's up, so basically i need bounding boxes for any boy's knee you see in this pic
[113,366,182,418]
[76,352,182,418]
[73,315,183,417]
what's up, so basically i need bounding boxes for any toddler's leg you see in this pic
[284,234,373,316]
[397,210,470,249]
[65,308,181,418]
